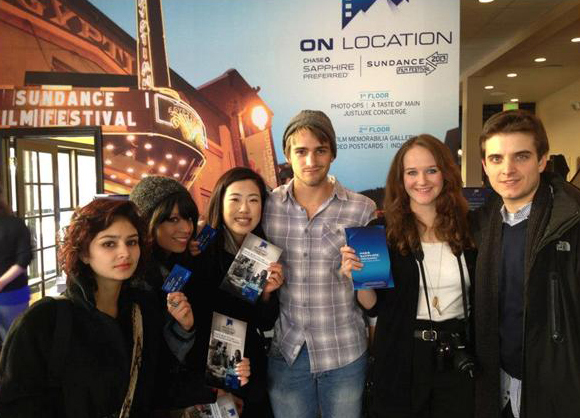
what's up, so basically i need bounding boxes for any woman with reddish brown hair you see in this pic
[341,134,476,418]
[0,198,162,417]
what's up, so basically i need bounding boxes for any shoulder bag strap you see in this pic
[118,303,144,418]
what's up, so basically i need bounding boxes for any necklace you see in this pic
[422,242,444,315]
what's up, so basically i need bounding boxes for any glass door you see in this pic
[3,127,102,301]
[16,139,59,299]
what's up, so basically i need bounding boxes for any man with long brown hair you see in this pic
[473,110,580,418]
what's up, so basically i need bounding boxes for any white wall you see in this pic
[537,78,580,180]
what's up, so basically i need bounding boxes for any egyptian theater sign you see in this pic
[0,0,210,194]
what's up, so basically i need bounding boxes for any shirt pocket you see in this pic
[321,221,349,261]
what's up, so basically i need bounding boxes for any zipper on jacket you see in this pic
[549,273,565,344]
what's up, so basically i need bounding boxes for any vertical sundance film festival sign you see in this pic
[176,0,459,192]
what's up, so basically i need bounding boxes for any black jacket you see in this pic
[361,218,476,418]
[0,281,161,417]
[0,214,32,293]
[472,173,580,418]
[184,232,279,416]
[143,253,215,408]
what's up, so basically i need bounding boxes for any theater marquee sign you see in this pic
[0,86,208,193]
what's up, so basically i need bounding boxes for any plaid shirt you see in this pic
[263,176,376,373]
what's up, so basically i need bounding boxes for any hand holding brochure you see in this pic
[161,264,192,293]
[205,312,247,391]
[345,225,394,290]
[219,233,282,303]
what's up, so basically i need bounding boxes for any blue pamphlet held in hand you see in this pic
[196,224,218,252]
[161,264,192,293]
[345,225,394,290]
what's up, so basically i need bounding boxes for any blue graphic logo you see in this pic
[342,0,409,29]
[226,318,233,326]
[259,241,268,249]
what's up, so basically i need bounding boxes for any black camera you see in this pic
[435,333,477,378]
[450,333,477,378]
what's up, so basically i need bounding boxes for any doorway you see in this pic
[1,127,103,301]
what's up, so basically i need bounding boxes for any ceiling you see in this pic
[460,0,580,105]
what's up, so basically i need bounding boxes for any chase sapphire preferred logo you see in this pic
[343,0,409,29]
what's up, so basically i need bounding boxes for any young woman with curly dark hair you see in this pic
[0,198,162,417]
[341,134,476,418]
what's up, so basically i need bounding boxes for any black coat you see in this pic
[472,173,580,418]
[0,214,32,293]
[143,253,216,408]
[361,218,476,418]
[183,233,279,416]
[0,282,161,417]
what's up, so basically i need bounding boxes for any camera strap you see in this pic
[456,254,470,342]
[415,248,435,335]
[416,247,470,342]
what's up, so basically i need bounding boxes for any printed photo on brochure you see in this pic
[205,312,247,391]
[219,232,282,303]
[183,394,239,418]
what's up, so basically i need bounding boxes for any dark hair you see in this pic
[384,134,472,255]
[146,192,199,254]
[0,185,12,216]
[206,167,268,238]
[58,199,147,292]
[479,110,549,159]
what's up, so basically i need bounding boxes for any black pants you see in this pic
[502,402,516,418]
[410,320,474,418]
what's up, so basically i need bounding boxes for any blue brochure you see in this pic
[345,225,394,290]
[196,224,218,252]
[161,264,193,293]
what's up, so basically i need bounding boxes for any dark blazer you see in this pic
[361,218,476,418]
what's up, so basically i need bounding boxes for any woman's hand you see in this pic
[340,245,363,279]
[262,262,284,300]
[167,292,194,331]
[189,239,201,257]
[236,357,251,387]
[188,218,207,257]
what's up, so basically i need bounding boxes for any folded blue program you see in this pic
[161,264,193,293]
[345,225,394,290]
[196,224,218,252]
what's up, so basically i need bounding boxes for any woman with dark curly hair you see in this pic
[341,134,476,418]
[0,198,161,417]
